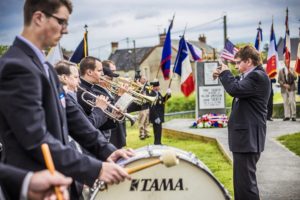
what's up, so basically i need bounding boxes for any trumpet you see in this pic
[116,77,153,93]
[78,86,137,126]
[99,76,157,106]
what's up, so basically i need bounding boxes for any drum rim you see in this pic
[117,145,231,200]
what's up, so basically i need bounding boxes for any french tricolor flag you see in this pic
[266,22,278,79]
[187,42,202,62]
[174,36,195,97]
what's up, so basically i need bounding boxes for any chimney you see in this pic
[198,34,206,43]
[111,42,118,54]
[159,29,167,45]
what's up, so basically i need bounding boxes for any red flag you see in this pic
[266,23,278,78]
[295,40,300,75]
[283,8,291,69]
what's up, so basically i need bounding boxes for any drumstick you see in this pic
[126,150,179,174]
[41,143,63,200]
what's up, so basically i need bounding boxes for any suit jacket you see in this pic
[149,91,171,124]
[278,67,297,93]
[0,37,106,189]
[77,79,116,131]
[0,163,28,200]
[219,66,271,153]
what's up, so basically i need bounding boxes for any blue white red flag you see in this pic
[187,42,202,62]
[174,36,195,97]
[266,22,278,79]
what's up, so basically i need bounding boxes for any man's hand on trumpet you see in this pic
[95,95,109,111]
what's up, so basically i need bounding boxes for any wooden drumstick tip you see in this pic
[160,150,179,167]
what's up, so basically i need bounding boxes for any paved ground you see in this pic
[163,119,300,200]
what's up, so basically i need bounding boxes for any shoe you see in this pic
[292,118,296,121]
[267,118,273,121]
[145,134,150,138]
[139,135,145,140]
[283,118,290,121]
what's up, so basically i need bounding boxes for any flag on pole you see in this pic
[160,17,174,80]
[295,40,300,75]
[266,22,278,78]
[283,8,291,69]
[255,24,263,51]
[174,36,195,97]
[187,42,202,62]
[220,39,238,61]
[47,43,63,66]
[70,30,88,63]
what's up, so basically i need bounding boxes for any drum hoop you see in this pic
[117,145,231,200]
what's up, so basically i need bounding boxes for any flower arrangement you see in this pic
[191,113,228,128]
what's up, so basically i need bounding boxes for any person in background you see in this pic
[149,80,171,145]
[213,45,270,200]
[137,75,150,140]
[278,65,297,121]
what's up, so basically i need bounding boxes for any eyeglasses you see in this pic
[235,60,242,65]
[42,11,68,29]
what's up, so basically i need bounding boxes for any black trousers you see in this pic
[153,123,162,145]
[233,152,261,200]
[267,89,274,119]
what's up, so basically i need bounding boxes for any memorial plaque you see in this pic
[195,61,226,117]
[198,86,225,109]
[204,62,219,85]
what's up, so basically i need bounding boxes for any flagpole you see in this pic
[156,14,175,79]
[84,24,88,57]
[167,24,187,89]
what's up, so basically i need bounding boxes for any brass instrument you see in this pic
[78,86,137,126]
[99,76,157,106]
[116,77,153,93]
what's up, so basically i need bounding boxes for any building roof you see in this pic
[172,39,215,54]
[108,47,153,71]
[277,37,300,60]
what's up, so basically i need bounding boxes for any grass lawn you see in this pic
[125,123,234,197]
[277,132,300,156]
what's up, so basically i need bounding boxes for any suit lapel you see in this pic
[47,64,69,144]
[14,38,69,144]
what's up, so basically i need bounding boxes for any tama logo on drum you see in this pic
[130,178,184,191]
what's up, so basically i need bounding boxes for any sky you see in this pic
[0,0,299,59]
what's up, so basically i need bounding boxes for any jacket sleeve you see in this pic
[0,63,102,187]
[0,163,28,200]
[219,69,264,99]
[65,95,117,160]
[88,107,108,128]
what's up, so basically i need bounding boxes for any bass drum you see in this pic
[90,145,231,200]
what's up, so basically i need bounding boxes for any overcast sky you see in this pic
[0,0,299,59]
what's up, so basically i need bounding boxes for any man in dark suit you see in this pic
[0,1,130,199]
[149,80,171,145]
[0,163,72,200]
[213,46,270,200]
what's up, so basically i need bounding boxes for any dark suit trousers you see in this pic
[233,152,261,200]
[267,89,274,119]
[153,123,162,145]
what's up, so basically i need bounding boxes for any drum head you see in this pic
[91,145,230,200]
